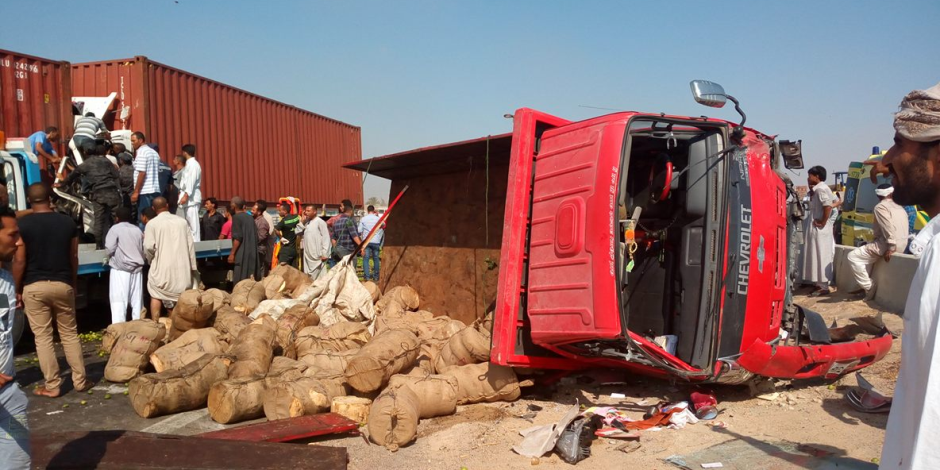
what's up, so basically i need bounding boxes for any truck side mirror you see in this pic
[779,140,804,170]
[690,80,728,108]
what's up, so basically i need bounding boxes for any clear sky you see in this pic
[4,0,938,201]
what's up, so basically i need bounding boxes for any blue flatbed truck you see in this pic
[1,137,231,345]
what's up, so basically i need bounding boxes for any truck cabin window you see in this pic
[616,119,725,368]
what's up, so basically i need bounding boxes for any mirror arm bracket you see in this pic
[726,94,747,143]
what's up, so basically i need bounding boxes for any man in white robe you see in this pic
[879,82,940,470]
[144,197,197,320]
[802,165,836,295]
[178,144,202,242]
[299,204,332,280]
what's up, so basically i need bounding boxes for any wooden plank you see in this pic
[31,431,347,469]
[197,413,359,443]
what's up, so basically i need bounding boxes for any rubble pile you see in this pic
[102,263,523,450]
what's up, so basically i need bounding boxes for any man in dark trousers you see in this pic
[13,184,90,398]
[275,202,301,267]
[331,199,362,263]
[228,196,261,283]
[55,140,121,248]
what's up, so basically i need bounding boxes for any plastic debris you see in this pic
[701,463,724,469]
[554,416,596,464]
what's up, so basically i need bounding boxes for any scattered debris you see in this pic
[610,393,626,399]
[513,402,581,458]
[756,392,780,402]
[616,441,642,454]
[701,463,724,469]
[45,410,63,415]
[554,415,597,464]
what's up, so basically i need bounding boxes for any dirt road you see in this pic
[18,291,899,469]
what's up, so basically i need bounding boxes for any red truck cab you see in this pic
[491,83,891,383]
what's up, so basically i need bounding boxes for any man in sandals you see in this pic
[12,184,91,397]
[802,165,836,296]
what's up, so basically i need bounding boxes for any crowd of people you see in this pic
[2,119,393,467]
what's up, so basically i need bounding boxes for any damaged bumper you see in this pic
[736,334,892,380]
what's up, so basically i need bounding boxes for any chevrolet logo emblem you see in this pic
[757,235,766,273]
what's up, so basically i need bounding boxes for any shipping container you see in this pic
[0,49,74,155]
[71,56,362,205]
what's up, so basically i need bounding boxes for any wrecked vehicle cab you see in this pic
[490,81,892,383]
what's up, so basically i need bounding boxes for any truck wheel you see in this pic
[12,308,25,346]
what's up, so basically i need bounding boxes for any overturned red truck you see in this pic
[349,81,892,384]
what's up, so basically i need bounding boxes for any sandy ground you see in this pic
[18,290,901,469]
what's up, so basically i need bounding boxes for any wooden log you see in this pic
[345,329,420,393]
[213,307,252,345]
[228,315,277,379]
[128,354,230,418]
[263,377,347,421]
[275,304,320,359]
[231,279,266,313]
[330,396,372,424]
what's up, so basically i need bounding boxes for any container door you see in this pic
[525,120,625,346]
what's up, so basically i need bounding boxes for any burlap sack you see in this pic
[362,281,381,303]
[275,304,320,358]
[295,321,371,357]
[446,362,521,404]
[434,325,491,373]
[262,274,287,300]
[269,264,312,294]
[415,317,466,343]
[169,290,216,341]
[375,286,420,314]
[213,307,252,344]
[374,310,434,335]
[150,328,226,373]
[128,353,230,418]
[345,329,420,393]
[299,348,359,376]
[367,386,420,451]
[104,320,167,383]
[388,373,458,418]
[410,341,443,375]
[228,315,276,379]
[203,288,231,312]
[231,279,266,313]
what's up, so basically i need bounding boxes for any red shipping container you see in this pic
[71,56,362,205]
[0,49,74,155]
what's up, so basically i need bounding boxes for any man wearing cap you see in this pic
[878,82,940,470]
[846,184,908,299]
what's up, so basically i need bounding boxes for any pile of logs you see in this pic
[102,264,526,451]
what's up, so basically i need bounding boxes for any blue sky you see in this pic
[4,0,939,200]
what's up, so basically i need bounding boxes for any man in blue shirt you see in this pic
[27,126,61,175]
[357,205,384,282]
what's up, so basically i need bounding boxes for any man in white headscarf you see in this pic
[879,82,940,470]
[846,184,909,299]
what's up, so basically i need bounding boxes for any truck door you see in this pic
[2,153,27,211]
[523,118,627,346]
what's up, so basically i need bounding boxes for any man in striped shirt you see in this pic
[130,132,162,228]
[69,113,108,162]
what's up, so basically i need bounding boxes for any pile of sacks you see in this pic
[100,263,526,451]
